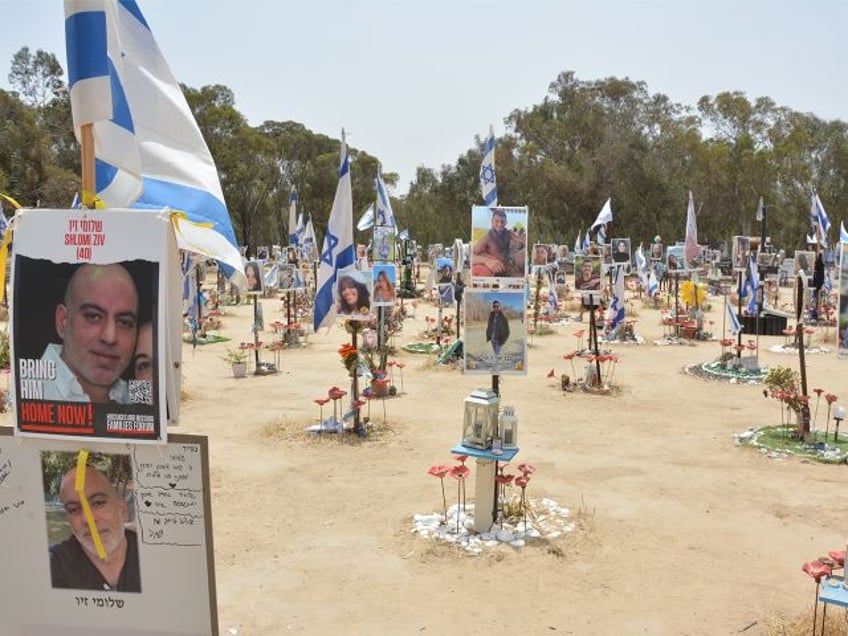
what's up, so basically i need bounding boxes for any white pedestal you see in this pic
[473,458,496,533]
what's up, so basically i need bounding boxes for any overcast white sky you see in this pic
[2,0,846,195]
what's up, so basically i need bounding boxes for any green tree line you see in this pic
[2,48,846,253]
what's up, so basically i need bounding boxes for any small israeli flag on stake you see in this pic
[727,301,742,336]
[479,125,498,207]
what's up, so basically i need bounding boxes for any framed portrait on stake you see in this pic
[10,208,176,443]
[469,206,528,284]
[462,289,526,375]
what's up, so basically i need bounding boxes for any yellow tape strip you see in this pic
[0,192,22,209]
[74,450,107,560]
[170,209,214,230]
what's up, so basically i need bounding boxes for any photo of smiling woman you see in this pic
[335,269,372,319]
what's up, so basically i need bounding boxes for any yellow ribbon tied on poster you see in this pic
[81,190,107,209]
[75,450,108,561]
[0,192,22,305]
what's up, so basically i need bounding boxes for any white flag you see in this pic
[288,190,299,245]
[590,198,613,233]
[375,164,397,228]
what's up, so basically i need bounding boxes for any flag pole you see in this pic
[80,123,96,206]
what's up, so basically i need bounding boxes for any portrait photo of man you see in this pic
[462,290,526,375]
[470,206,527,281]
[574,257,601,291]
[43,452,141,593]
[14,258,158,406]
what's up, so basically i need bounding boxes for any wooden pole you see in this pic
[81,124,96,206]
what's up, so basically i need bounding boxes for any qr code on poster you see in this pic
[129,379,153,405]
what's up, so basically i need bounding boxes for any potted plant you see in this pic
[222,346,249,378]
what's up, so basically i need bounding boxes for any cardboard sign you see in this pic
[0,428,217,635]
[10,209,179,443]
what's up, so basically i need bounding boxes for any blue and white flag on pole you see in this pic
[479,124,498,207]
[398,228,409,241]
[590,197,613,233]
[314,130,355,332]
[727,300,742,336]
[288,190,299,245]
[582,230,590,254]
[302,214,317,261]
[635,243,648,287]
[811,190,831,248]
[647,269,658,297]
[684,190,700,266]
[746,253,759,314]
[295,211,305,247]
[841,221,848,244]
[574,229,581,255]
[597,224,606,247]
[606,265,626,332]
[375,164,396,228]
[64,0,243,279]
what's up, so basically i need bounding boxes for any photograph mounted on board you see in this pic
[435,257,455,285]
[278,263,304,292]
[43,450,141,593]
[612,238,631,264]
[372,264,397,306]
[10,208,170,443]
[732,236,751,270]
[532,243,549,266]
[650,242,663,260]
[335,266,372,319]
[574,256,602,291]
[244,260,264,294]
[463,290,526,375]
[666,245,684,273]
[372,226,396,263]
[470,206,527,282]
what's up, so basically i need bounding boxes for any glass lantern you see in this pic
[462,389,499,449]
[499,405,518,449]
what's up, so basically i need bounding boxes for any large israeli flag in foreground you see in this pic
[314,131,355,332]
[64,0,242,277]
[479,125,498,207]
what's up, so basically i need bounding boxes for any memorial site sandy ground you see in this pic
[7,274,846,635]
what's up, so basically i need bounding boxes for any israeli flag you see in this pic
[302,215,317,261]
[635,243,648,287]
[64,0,242,278]
[479,124,497,207]
[0,201,6,241]
[597,223,606,246]
[840,220,848,244]
[313,130,355,332]
[746,253,759,314]
[70,192,81,209]
[288,190,299,245]
[606,264,626,331]
[648,269,658,297]
[590,197,613,233]
[547,268,558,310]
[811,190,831,248]
[295,212,305,246]
[375,164,397,228]
[727,301,742,336]
[574,229,581,255]
[398,228,409,241]
[582,230,590,254]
